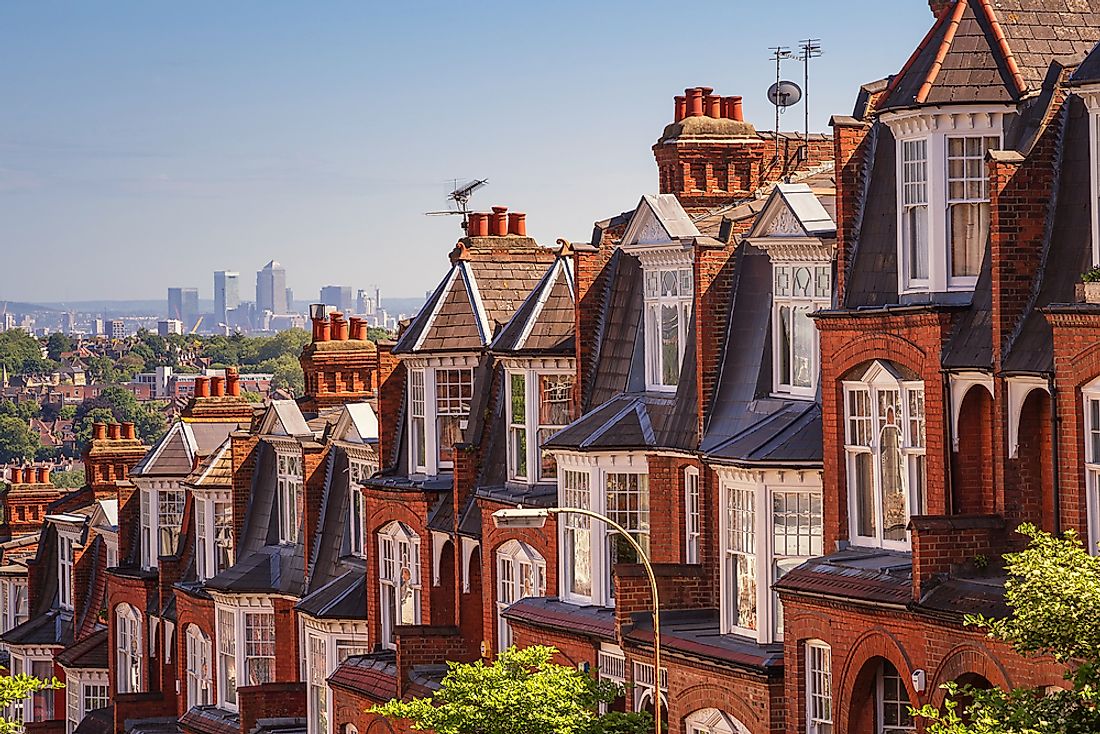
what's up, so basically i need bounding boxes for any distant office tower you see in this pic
[0,313,14,332]
[168,287,199,329]
[61,312,75,335]
[109,320,126,340]
[91,318,105,336]
[214,271,240,322]
[158,319,184,337]
[286,288,295,312]
[320,285,354,314]
[256,260,288,314]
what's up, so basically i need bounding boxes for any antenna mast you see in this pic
[798,39,823,157]
[769,46,793,161]
[424,179,489,233]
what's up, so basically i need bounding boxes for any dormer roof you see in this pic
[620,194,701,248]
[746,183,837,241]
[260,400,313,438]
[881,0,1100,112]
[491,255,576,355]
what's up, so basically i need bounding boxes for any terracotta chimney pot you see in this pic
[674,95,687,122]
[36,466,49,484]
[707,95,722,118]
[331,312,349,341]
[194,376,210,398]
[92,423,107,441]
[730,96,744,122]
[226,368,241,397]
[490,206,508,237]
[507,212,526,237]
[211,376,224,397]
[107,423,121,440]
[122,422,135,440]
[312,317,329,342]
[21,467,32,484]
[686,87,704,117]
[469,213,489,237]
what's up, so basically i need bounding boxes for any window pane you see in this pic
[538,375,574,426]
[793,306,814,388]
[510,373,525,423]
[661,304,680,386]
[778,305,792,386]
[880,424,907,542]
[854,452,876,538]
[244,613,275,686]
[949,203,987,277]
[563,471,591,596]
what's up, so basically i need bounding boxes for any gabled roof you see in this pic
[57,627,108,670]
[331,403,379,445]
[620,194,701,248]
[746,183,836,240]
[490,255,575,355]
[882,0,1100,112]
[260,400,312,438]
[186,439,233,489]
[132,419,242,478]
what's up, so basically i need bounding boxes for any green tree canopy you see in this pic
[0,400,40,422]
[917,525,1100,734]
[50,469,85,489]
[0,331,54,377]
[371,645,651,734]
[45,332,74,362]
[73,385,166,447]
[0,674,62,734]
[0,416,40,463]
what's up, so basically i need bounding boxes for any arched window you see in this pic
[185,624,212,709]
[805,641,833,734]
[115,604,141,693]
[684,708,750,734]
[876,661,914,733]
[495,540,547,651]
[843,361,925,549]
[378,522,421,648]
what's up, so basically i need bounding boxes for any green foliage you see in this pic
[370,645,651,734]
[45,332,74,361]
[50,469,85,489]
[366,326,393,342]
[260,353,304,395]
[0,331,54,377]
[0,416,40,463]
[0,674,63,734]
[916,525,1100,734]
[1081,266,1100,284]
[0,400,40,422]
[72,385,166,448]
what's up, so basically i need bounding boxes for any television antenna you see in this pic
[768,46,794,160]
[425,179,489,233]
[797,39,823,154]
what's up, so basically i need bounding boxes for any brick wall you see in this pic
[660,655,782,734]
[575,242,616,413]
[229,431,259,553]
[613,564,709,631]
[375,341,404,473]
[829,117,872,303]
[363,490,433,644]
[910,515,1008,599]
[693,241,737,438]
[174,589,216,713]
[394,626,477,697]
[273,597,301,682]
[238,682,306,734]
[301,444,331,582]
[954,386,996,515]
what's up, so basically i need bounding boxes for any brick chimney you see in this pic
[300,305,382,412]
[930,0,954,16]
[182,368,254,422]
[84,422,148,500]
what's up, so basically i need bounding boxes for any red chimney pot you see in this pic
[468,213,489,237]
[507,212,526,237]
[706,94,721,118]
[490,206,508,236]
[686,87,704,117]
[331,312,349,341]
[92,423,107,441]
[122,422,135,440]
[36,466,49,484]
[226,368,241,397]
[194,376,210,398]
[674,95,687,122]
[730,96,744,122]
[107,423,121,440]
[211,376,225,397]
[21,467,33,484]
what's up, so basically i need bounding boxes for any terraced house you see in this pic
[4,3,1100,734]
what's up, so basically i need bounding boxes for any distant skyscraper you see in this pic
[214,271,240,322]
[286,288,295,312]
[109,320,126,340]
[158,319,184,337]
[61,312,75,335]
[320,286,354,314]
[256,261,288,314]
[168,287,199,328]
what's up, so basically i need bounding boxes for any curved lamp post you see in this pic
[492,507,663,734]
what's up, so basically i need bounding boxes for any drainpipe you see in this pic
[1048,373,1062,535]
[943,377,955,515]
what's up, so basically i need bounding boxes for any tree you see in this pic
[916,525,1100,734]
[260,353,304,395]
[45,332,74,362]
[0,674,62,734]
[0,331,53,377]
[0,400,40,422]
[50,469,85,489]
[0,416,40,463]
[73,386,166,447]
[371,645,651,734]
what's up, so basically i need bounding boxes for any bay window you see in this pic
[185,624,213,708]
[844,362,925,550]
[556,456,648,607]
[773,263,830,396]
[276,451,303,545]
[214,601,275,711]
[244,612,276,684]
[378,522,421,648]
[405,362,474,476]
[217,609,237,707]
[719,471,823,642]
[806,641,833,734]
[139,481,185,568]
[302,626,370,734]
[195,492,234,581]
[887,108,1005,295]
[495,540,547,651]
[507,369,576,483]
[308,634,329,734]
[1085,384,1100,555]
[65,674,109,734]
[115,603,142,693]
[685,467,700,564]
[643,266,693,390]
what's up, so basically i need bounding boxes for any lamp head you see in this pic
[492,508,551,529]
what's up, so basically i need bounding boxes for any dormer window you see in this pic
[773,264,830,396]
[643,266,693,390]
[347,459,371,558]
[58,533,74,611]
[507,369,576,483]
[887,109,1005,296]
[406,362,474,476]
[276,451,303,545]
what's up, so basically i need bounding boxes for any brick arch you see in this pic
[784,609,836,646]
[835,628,916,734]
[365,719,395,734]
[831,333,928,378]
[367,504,426,536]
[929,643,1011,706]
[674,681,765,734]
[954,384,996,514]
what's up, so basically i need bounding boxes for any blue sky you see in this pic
[0,1,932,303]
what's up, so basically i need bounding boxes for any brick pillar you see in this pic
[574,242,615,412]
[230,431,260,551]
[829,117,872,305]
[375,340,404,472]
[301,445,329,583]
[693,238,736,436]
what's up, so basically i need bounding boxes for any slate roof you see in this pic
[296,566,366,620]
[586,251,645,410]
[179,706,240,734]
[132,420,241,477]
[490,255,575,355]
[623,610,784,671]
[56,627,109,670]
[2,609,71,647]
[917,575,1011,618]
[502,597,617,641]
[882,0,1100,112]
[187,439,233,489]
[1071,40,1100,84]
[775,548,913,606]
[327,652,398,701]
[74,707,113,734]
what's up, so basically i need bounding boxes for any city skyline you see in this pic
[0,0,931,303]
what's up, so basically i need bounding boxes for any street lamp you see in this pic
[492,507,664,734]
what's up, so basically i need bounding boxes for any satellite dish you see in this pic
[768,81,803,108]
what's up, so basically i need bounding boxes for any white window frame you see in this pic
[945,135,999,284]
[806,641,833,734]
[307,632,329,734]
[685,708,751,734]
[347,486,367,560]
[404,359,476,477]
[495,540,547,652]
[138,479,185,569]
[58,533,75,611]
[213,598,276,713]
[63,670,109,734]
[718,470,824,643]
[772,263,831,397]
[115,603,142,694]
[0,578,29,634]
[185,624,213,709]
[1085,380,1100,556]
[844,362,926,551]
[276,450,304,545]
[876,661,915,734]
[555,454,649,608]
[301,623,371,734]
[506,368,577,484]
[884,107,1007,296]
[642,265,694,391]
[1090,103,1100,267]
[684,467,701,564]
[378,521,422,649]
[194,489,234,582]
[631,660,668,719]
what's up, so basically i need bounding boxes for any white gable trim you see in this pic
[460,261,493,346]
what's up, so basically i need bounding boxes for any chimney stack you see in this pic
[93,423,107,441]
[490,206,509,236]
[107,423,121,441]
[507,212,527,237]
[227,368,241,397]
[194,376,210,398]
[211,376,225,397]
[122,422,135,440]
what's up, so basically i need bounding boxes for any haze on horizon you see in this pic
[0,0,930,303]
